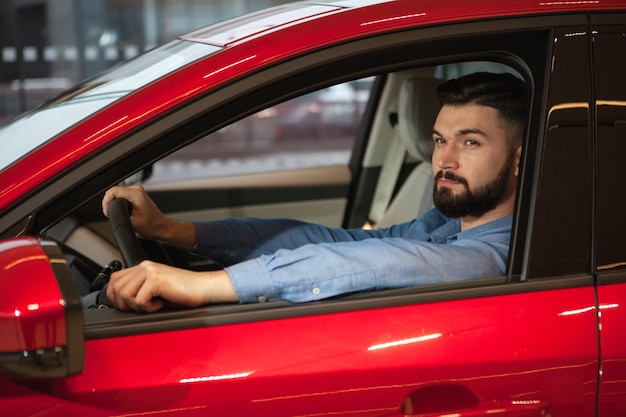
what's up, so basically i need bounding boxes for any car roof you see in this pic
[181,0,625,48]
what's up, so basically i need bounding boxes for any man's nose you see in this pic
[435,144,459,170]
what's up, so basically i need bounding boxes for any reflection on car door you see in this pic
[69,286,595,416]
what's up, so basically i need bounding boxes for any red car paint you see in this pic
[1,1,625,416]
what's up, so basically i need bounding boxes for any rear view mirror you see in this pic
[0,238,83,378]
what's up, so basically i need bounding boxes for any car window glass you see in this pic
[0,40,218,173]
[149,78,373,184]
[528,27,592,278]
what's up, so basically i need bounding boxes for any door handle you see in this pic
[403,398,552,416]
[383,384,552,417]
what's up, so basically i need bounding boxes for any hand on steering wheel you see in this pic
[87,198,146,308]
[107,198,146,267]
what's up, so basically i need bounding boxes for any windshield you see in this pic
[0,40,219,172]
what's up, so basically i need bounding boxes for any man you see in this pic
[101,72,527,312]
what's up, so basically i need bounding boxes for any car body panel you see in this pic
[597,280,626,417]
[0,283,597,416]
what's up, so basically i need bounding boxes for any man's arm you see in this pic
[226,234,510,303]
[105,261,238,312]
[191,215,438,266]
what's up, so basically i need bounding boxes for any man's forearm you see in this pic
[161,219,198,251]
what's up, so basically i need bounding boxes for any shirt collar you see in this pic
[430,212,513,244]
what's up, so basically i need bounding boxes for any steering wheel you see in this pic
[107,198,146,267]
[83,198,146,308]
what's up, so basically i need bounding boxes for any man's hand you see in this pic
[102,185,197,250]
[106,261,239,312]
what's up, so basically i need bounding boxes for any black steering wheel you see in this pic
[84,198,146,308]
[107,198,146,268]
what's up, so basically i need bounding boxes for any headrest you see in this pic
[397,76,443,161]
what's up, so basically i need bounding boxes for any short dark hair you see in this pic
[437,72,528,148]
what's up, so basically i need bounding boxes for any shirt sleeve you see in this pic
[192,210,509,304]
[225,236,509,303]
[191,217,426,265]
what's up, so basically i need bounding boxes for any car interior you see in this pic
[38,59,524,327]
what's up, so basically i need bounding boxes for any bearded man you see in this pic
[97,72,528,312]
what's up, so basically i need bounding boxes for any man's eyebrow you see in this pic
[431,128,489,138]
[458,128,488,137]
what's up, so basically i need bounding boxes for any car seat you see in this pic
[372,75,442,228]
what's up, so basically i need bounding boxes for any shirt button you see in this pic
[312,287,321,295]
[257,295,267,303]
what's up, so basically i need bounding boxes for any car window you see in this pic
[595,24,626,271]
[148,78,373,184]
[0,40,219,173]
[527,26,592,279]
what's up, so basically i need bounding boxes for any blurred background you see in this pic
[0,0,293,125]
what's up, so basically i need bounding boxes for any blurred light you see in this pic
[257,107,278,118]
[368,333,442,351]
[558,303,618,316]
[180,372,252,384]
[362,12,426,26]
[539,1,598,5]
[203,55,256,79]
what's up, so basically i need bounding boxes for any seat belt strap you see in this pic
[367,132,406,225]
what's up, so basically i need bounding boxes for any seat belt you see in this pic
[366,129,406,228]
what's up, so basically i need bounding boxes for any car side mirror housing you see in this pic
[0,238,84,378]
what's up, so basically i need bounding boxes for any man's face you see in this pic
[431,103,519,219]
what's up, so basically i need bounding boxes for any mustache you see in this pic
[434,170,469,187]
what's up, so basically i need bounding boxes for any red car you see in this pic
[1,1,626,415]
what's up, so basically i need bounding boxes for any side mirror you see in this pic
[0,238,83,378]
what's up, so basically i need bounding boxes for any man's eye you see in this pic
[434,137,445,144]
[465,139,478,146]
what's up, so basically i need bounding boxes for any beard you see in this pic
[433,152,515,219]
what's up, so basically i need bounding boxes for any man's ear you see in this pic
[514,146,522,177]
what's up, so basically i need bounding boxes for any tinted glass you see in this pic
[528,27,593,278]
[595,24,626,271]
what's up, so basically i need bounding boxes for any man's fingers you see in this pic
[101,185,146,217]
[105,261,169,313]
[134,276,166,312]
[107,265,146,311]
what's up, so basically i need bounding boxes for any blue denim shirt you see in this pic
[192,208,512,303]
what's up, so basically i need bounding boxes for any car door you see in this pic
[592,13,626,417]
[0,15,605,417]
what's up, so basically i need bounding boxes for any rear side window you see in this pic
[527,27,593,279]
[594,23,626,271]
